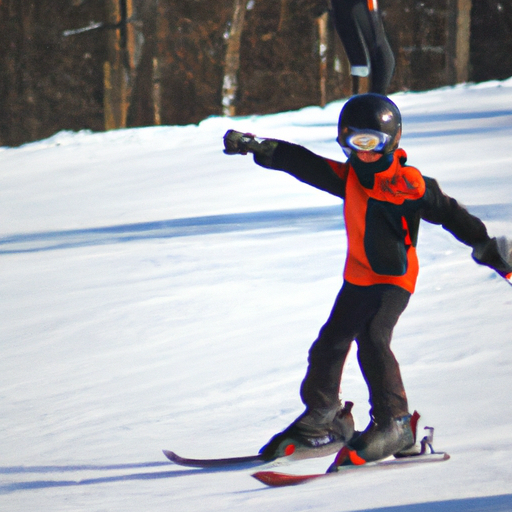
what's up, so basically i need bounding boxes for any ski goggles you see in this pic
[337,127,392,153]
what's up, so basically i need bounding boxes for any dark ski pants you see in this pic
[300,282,410,422]
[330,0,395,94]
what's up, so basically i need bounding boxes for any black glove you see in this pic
[223,129,279,167]
[472,236,512,283]
[223,130,258,155]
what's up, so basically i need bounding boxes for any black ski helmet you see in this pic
[337,93,402,154]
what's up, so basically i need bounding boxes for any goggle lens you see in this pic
[338,128,391,153]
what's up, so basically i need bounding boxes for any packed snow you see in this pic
[1,80,512,512]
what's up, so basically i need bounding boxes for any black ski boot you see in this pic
[259,401,355,461]
[327,410,420,471]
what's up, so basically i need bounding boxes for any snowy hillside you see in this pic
[1,80,512,512]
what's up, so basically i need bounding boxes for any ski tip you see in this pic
[162,450,178,462]
[162,449,265,468]
[252,470,322,487]
[252,471,294,487]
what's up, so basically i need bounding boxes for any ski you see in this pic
[252,451,450,487]
[163,449,266,468]
[163,439,345,469]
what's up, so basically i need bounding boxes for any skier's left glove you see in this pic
[472,236,512,284]
[223,130,279,167]
[223,130,259,155]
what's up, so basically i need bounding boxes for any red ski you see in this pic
[252,451,450,487]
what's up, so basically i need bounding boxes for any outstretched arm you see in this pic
[223,130,346,198]
[472,237,512,284]
[421,177,512,283]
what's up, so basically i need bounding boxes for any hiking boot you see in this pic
[259,402,355,461]
[328,411,419,471]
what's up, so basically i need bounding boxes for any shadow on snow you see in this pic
[2,462,512,512]
[0,206,343,255]
[1,202,510,256]
[0,461,258,493]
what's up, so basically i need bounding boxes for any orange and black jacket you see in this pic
[254,140,490,294]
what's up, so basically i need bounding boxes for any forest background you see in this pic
[1,0,511,147]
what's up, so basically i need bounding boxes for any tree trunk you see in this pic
[222,0,247,117]
[104,0,141,130]
[278,0,288,32]
[446,0,472,84]
[152,56,162,125]
[317,12,329,107]
[151,0,166,126]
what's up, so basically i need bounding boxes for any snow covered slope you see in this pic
[1,80,512,511]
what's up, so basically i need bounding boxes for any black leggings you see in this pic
[331,0,395,94]
[300,282,410,421]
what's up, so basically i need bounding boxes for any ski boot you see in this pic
[327,410,420,471]
[259,401,355,462]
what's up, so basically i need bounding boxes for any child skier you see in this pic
[223,93,512,469]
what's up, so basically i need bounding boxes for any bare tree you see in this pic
[104,0,143,129]
[445,0,472,84]
[317,11,329,107]
[222,0,248,116]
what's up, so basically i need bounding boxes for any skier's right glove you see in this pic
[472,236,512,284]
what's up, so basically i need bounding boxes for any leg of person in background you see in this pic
[331,0,395,94]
